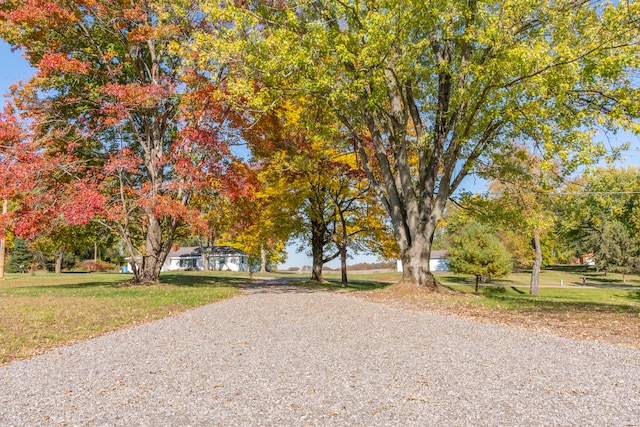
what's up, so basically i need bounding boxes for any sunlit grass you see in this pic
[442,283,640,312]
[3,267,639,365]
[438,266,640,289]
[313,267,640,319]
[0,271,241,365]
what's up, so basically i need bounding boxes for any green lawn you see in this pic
[443,283,640,312]
[302,267,640,317]
[322,265,640,289]
[0,271,242,364]
[324,265,640,288]
[446,265,640,289]
[2,267,639,365]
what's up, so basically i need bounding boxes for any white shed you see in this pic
[396,250,450,273]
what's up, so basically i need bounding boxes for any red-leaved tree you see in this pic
[0,0,249,283]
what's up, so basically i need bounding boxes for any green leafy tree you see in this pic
[7,238,32,273]
[478,147,563,295]
[558,167,640,258]
[196,0,640,289]
[449,222,512,292]
[585,219,638,283]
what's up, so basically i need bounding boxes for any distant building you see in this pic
[581,253,595,266]
[396,250,450,273]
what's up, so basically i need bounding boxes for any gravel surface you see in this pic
[1,280,639,426]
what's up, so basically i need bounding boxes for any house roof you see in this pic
[431,250,448,259]
[170,246,247,258]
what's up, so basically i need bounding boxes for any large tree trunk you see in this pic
[530,229,542,296]
[399,244,438,288]
[54,247,64,274]
[397,228,439,288]
[128,214,176,285]
[259,245,268,272]
[311,225,324,282]
[339,244,348,287]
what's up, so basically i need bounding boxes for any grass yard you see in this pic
[2,266,639,366]
[0,271,242,365]
[297,267,640,351]
[321,264,640,289]
[438,265,640,289]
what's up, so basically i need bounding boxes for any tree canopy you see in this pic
[0,0,638,284]
[0,0,250,283]
[195,0,640,288]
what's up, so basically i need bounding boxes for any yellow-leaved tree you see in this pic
[194,0,640,289]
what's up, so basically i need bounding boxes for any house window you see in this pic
[219,257,225,265]
[179,259,197,268]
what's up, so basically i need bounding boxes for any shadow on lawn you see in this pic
[160,273,247,287]
[438,275,473,285]
[292,279,393,292]
[546,265,593,274]
[479,290,640,314]
[10,273,247,292]
[582,276,625,285]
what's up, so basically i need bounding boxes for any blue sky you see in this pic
[2,40,638,268]
[0,42,33,98]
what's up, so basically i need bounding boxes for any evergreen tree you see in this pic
[587,220,638,283]
[448,222,513,292]
[7,238,33,273]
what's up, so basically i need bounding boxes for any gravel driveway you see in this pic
[1,280,639,426]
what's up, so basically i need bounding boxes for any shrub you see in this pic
[78,260,117,272]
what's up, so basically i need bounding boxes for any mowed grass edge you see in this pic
[316,268,640,313]
[299,269,640,350]
[0,271,243,365]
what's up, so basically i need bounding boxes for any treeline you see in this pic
[286,262,395,272]
[436,165,640,293]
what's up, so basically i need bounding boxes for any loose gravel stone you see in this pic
[1,280,639,426]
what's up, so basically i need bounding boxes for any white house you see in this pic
[126,246,250,273]
[162,246,249,272]
[396,250,450,273]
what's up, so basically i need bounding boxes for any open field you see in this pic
[0,271,241,365]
